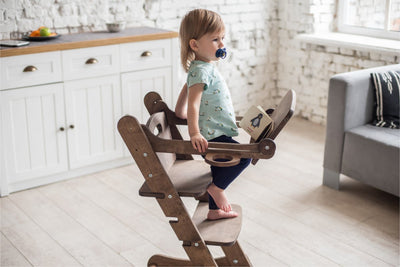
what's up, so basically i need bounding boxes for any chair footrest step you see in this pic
[139,181,207,198]
[139,182,164,198]
[192,202,242,246]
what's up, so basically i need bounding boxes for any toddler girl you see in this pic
[175,9,251,220]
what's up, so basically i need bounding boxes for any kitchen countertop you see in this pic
[0,27,178,57]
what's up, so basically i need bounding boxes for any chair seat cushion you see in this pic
[342,125,399,196]
[347,124,400,147]
[169,160,212,197]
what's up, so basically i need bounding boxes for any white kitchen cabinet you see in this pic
[0,33,178,196]
[0,84,68,191]
[64,75,123,169]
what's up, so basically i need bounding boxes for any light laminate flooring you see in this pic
[1,117,399,266]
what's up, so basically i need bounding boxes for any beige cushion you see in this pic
[169,160,212,197]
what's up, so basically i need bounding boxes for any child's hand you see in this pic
[190,133,208,153]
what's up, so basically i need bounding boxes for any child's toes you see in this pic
[224,204,232,212]
[222,204,231,212]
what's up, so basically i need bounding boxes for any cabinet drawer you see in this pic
[62,45,120,81]
[0,51,62,90]
[120,39,172,72]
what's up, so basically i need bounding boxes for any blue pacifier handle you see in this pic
[216,48,227,59]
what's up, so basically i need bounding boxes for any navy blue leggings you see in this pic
[207,135,251,210]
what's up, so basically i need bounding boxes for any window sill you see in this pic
[296,32,400,54]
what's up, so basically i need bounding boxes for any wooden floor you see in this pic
[1,117,399,266]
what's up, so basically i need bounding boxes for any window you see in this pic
[338,0,400,40]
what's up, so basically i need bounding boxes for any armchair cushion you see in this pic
[341,124,400,196]
[371,70,400,129]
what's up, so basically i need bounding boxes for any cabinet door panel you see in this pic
[26,96,47,168]
[121,67,172,123]
[9,98,30,172]
[1,84,68,183]
[65,75,123,169]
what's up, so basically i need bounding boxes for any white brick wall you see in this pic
[0,0,278,116]
[277,0,399,124]
[0,0,398,124]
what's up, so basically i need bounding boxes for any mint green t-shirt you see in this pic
[187,60,238,140]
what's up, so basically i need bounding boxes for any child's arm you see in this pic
[175,83,188,119]
[187,84,208,153]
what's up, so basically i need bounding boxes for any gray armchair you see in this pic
[323,64,400,196]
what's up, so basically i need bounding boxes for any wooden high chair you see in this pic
[118,90,295,266]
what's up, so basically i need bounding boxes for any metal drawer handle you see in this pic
[59,127,65,132]
[85,58,98,64]
[141,51,152,57]
[23,65,38,72]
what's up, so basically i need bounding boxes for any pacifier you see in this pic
[216,48,227,59]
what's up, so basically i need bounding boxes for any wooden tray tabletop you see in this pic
[0,27,178,57]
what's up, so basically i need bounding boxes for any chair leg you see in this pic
[221,241,252,266]
[215,256,230,266]
[323,168,340,190]
[182,241,218,266]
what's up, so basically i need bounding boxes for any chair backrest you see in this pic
[146,111,176,171]
[269,89,296,140]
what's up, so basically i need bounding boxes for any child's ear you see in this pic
[189,39,198,51]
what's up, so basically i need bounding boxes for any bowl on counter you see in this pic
[106,21,126,33]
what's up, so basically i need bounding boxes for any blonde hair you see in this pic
[179,9,225,72]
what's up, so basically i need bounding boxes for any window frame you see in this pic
[338,0,400,40]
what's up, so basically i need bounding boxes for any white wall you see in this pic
[277,0,399,124]
[1,0,398,124]
[0,0,278,116]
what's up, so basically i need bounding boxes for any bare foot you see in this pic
[207,183,231,212]
[207,209,238,220]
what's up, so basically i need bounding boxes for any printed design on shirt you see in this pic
[189,61,239,138]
